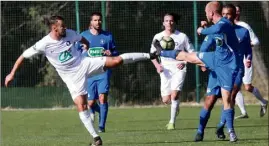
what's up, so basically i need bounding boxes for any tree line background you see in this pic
[1,1,268,108]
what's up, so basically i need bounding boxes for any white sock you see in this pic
[169,100,179,124]
[252,87,268,105]
[79,110,99,138]
[120,53,150,64]
[235,91,247,115]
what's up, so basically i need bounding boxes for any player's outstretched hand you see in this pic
[245,59,251,68]
[156,64,163,73]
[177,63,185,70]
[197,27,203,35]
[201,66,207,72]
[103,50,112,56]
[5,73,14,87]
[200,21,208,28]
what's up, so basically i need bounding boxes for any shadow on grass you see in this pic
[106,137,268,145]
[108,124,269,133]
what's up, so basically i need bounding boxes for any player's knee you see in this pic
[113,57,123,65]
[162,97,171,104]
[244,85,253,92]
[99,94,108,104]
[88,100,95,107]
[204,95,216,110]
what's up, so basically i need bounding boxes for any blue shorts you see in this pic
[206,71,221,97]
[234,68,244,87]
[87,71,111,100]
[197,52,237,92]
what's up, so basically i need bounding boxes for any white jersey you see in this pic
[150,30,194,71]
[236,21,259,46]
[22,29,83,74]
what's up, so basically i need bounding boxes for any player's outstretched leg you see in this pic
[104,52,157,68]
[153,39,205,66]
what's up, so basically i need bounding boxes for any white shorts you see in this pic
[59,57,106,100]
[242,62,253,84]
[160,64,186,97]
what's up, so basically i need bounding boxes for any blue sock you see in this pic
[99,103,108,129]
[217,106,226,128]
[197,108,211,134]
[160,50,178,59]
[224,108,235,132]
[90,102,100,114]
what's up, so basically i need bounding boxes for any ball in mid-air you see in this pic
[160,36,175,50]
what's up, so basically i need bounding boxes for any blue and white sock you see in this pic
[224,108,235,132]
[197,108,211,134]
[217,106,226,128]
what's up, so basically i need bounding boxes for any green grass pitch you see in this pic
[2,106,268,146]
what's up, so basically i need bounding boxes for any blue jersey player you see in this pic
[153,1,240,142]
[81,12,119,133]
[191,4,252,142]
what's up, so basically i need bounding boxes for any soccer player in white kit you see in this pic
[5,16,158,146]
[150,13,194,130]
[234,5,268,119]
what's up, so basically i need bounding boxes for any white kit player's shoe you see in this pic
[260,101,268,117]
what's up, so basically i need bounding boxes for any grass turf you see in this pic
[2,105,268,146]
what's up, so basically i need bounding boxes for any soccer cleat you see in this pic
[90,136,102,146]
[228,130,238,142]
[194,132,204,142]
[149,52,158,60]
[166,123,175,130]
[234,113,249,119]
[215,126,226,140]
[98,127,105,133]
[260,103,268,117]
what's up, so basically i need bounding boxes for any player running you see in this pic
[150,13,194,130]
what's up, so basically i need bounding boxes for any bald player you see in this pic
[153,1,239,142]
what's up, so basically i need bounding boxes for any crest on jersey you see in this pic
[215,37,223,46]
[100,39,105,45]
[204,36,208,42]
[237,37,241,43]
[175,42,179,46]
[66,41,71,46]
[206,88,211,93]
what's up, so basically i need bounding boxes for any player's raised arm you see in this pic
[5,55,24,87]
[5,38,45,87]
[5,44,43,87]
[199,21,226,35]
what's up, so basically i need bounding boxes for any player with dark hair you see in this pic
[5,15,158,146]
[80,12,119,133]
[151,12,194,130]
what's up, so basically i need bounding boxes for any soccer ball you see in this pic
[160,36,175,50]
